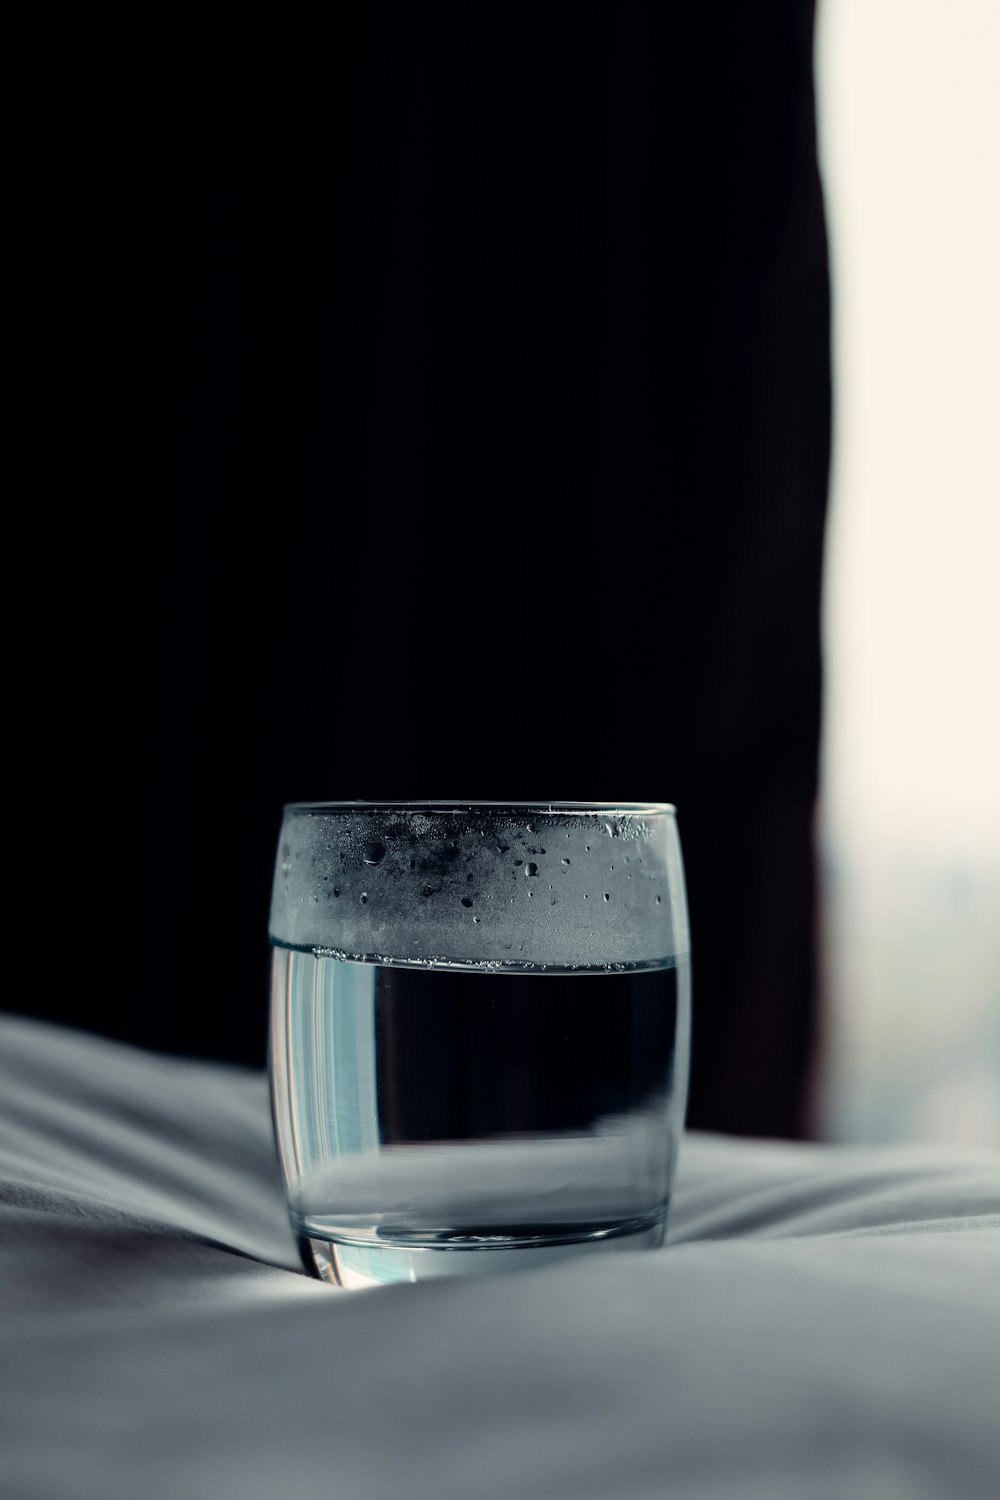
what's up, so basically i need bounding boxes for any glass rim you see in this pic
[283,800,677,817]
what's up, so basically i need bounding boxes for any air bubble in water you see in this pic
[561,857,570,866]
[363,840,386,865]
[603,892,610,902]
[525,862,538,877]
[461,897,474,909]
[360,893,368,904]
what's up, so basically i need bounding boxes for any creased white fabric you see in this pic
[1,1015,997,1500]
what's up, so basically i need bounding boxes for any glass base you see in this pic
[302,1213,667,1288]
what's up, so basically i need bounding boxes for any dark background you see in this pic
[36,3,829,1139]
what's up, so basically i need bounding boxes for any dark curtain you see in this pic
[35,3,829,1138]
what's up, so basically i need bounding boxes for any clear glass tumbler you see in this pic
[269,801,690,1287]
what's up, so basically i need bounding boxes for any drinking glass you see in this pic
[269,801,690,1287]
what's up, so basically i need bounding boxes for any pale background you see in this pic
[817,0,1000,1144]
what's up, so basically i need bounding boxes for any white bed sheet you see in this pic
[2,1015,997,1499]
